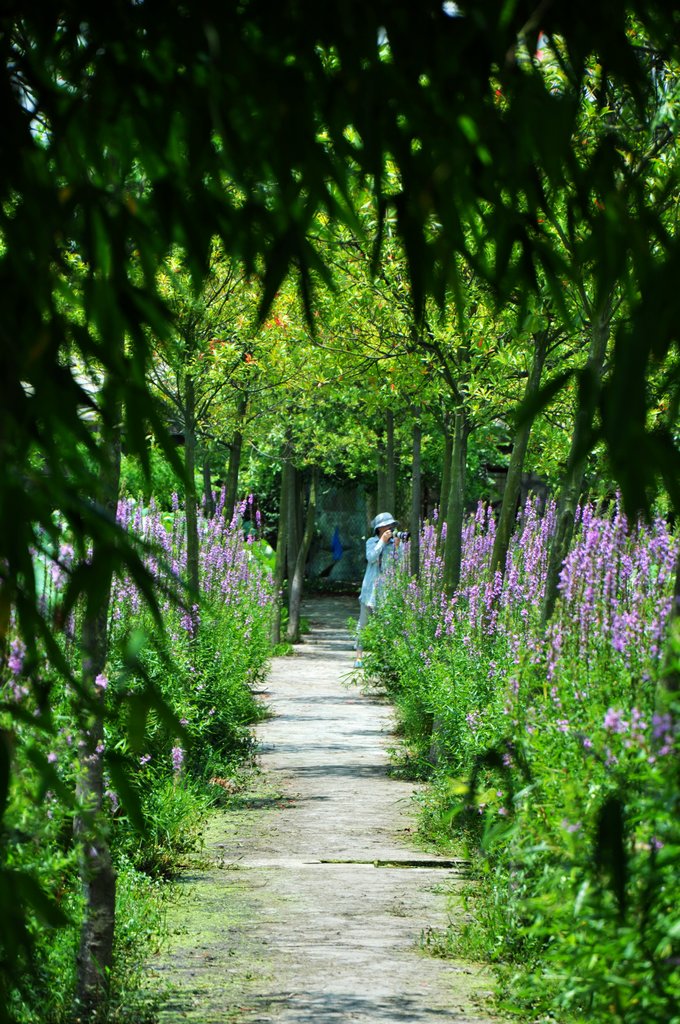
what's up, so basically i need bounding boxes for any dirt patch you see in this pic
[149,596,497,1023]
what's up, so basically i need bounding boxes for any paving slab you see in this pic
[151,596,497,1023]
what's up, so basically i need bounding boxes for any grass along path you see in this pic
[150,595,497,1023]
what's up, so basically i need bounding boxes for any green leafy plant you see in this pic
[364,505,680,1023]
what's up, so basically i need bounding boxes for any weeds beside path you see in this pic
[150,596,497,1024]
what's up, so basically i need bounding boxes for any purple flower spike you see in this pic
[603,708,627,733]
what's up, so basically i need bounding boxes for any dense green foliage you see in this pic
[2,503,273,1021]
[363,507,679,1022]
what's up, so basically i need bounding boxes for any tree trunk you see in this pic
[296,474,305,553]
[543,299,612,623]
[490,329,549,579]
[202,456,214,518]
[224,396,247,521]
[184,373,200,626]
[442,407,470,596]
[410,409,422,577]
[376,433,387,511]
[286,468,319,643]
[437,421,453,542]
[385,408,396,514]
[430,406,470,763]
[286,464,300,587]
[270,456,291,645]
[74,398,122,1019]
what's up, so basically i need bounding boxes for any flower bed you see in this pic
[363,498,679,1023]
[1,493,275,1022]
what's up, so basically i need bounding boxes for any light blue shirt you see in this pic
[359,536,399,608]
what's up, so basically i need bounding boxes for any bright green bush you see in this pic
[6,860,167,1024]
[119,449,186,509]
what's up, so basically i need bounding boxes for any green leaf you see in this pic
[24,747,72,804]
[91,207,112,280]
[595,795,627,917]
[655,844,680,868]
[515,369,574,428]
[12,872,69,929]
[257,231,296,328]
[126,693,150,754]
[104,751,145,832]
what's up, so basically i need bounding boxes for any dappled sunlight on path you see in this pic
[151,596,497,1024]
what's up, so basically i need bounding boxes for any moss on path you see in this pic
[149,596,497,1023]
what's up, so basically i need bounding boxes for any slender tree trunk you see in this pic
[286,468,319,643]
[442,407,470,596]
[543,299,612,623]
[385,409,396,514]
[224,396,247,520]
[184,374,200,624]
[74,397,122,1019]
[490,330,549,579]
[437,421,453,542]
[202,456,214,518]
[365,490,376,537]
[270,456,291,645]
[430,407,469,763]
[286,464,300,587]
[296,471,305,566]
[376,433,387,511]
[410,409,422,577]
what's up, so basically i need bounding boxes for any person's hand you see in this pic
[381,528,392,543]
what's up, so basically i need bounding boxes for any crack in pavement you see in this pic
[152,595,498,1024]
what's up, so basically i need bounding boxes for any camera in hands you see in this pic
[393,530,410,541]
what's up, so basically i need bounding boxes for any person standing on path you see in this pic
[355,512,403,668]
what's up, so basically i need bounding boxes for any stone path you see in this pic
[152,596,497,1023]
